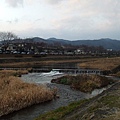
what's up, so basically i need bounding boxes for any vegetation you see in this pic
[116,71,120,77]
[79,57,120,71]
[35,99,88,120]
[51,75,115,92]
[0,70,56,117]
[35,82,120,120]
[0,69,28,77]
[0,56,120,72]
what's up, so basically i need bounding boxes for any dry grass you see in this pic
[0,60,78,68]
[115,71,120,77]
[79,57,120,70]
[0,57,96,68]
[0,71,55,117]
[51,75,115,92]
[0,70,28,77]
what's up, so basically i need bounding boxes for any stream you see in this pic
[0,63,115,120]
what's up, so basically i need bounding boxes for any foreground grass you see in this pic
[0,70,56,117]
[35,82,120,120]
[35,99,88,120]
[51,75,115,92]
[79,57,120,71]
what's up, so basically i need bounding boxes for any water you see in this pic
[1,70,91,120]
[21,71,64,84]
[0,64,111,120]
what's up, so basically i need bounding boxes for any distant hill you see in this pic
[8,37,120,51]
[46,38,120,50]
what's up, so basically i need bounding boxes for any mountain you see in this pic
[32,37,46,43]
[9,37,120,51]
[46,38,70,45]
[46,38,120,50]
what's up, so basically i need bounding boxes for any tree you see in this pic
[0,32,18,42]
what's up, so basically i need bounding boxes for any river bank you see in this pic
[0,56,120,120]
[35,81,120,120]
[0,71,114,120]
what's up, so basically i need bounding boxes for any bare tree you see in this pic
[0,32,18,42]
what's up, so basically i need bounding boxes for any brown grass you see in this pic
[1,57,120,71]
[115,71,120,77]
[0,60,80,68]
[0,56,97,68]
[79,57,120,70]
[51,75,115,92]
[0,70,28,77]
[0,71,55,117]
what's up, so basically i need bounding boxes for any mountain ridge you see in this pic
[9,37,120,51]
[45,38,120,50]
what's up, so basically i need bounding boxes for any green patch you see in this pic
[60,78,68,84]
[98,95,120,108]
[88,95,120,114]
[35,99,88,120]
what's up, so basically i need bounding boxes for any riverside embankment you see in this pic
[0,70,113,120]
[0,56,120,120]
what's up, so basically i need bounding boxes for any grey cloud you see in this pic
[5,0,23,7]
[45,0,63,5]
[7,21,12,24]
[6,18,19,24]
[14,18,19,23]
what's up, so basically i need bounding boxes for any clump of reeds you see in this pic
[0,71,56,117]
[51,74,115,92]
[0,69,28,77]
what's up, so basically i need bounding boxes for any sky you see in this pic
[0,0,120,40]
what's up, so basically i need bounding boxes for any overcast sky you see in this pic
[0,0,120,40]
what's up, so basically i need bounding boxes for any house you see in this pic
[6,44,16,52]
[75,49,85,55]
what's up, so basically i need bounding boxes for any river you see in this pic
[0,63,113,120]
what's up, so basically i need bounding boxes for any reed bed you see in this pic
[0,70,28,77]
[79,57,120,70]
[51,74,115,92]
[0,71,55,117]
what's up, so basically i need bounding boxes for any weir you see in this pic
[0,68,102,75]
[32,68,102,75]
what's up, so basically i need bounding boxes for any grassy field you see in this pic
[0,70,56,117]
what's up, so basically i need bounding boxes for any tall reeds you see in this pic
[0,70,55,117]
[79,57,120,70]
